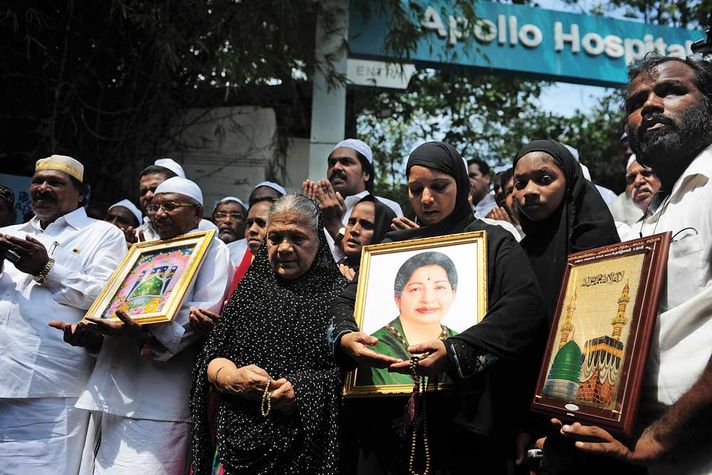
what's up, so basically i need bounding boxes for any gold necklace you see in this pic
[385,324,448,351]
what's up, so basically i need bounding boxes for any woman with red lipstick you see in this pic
[331,141,546,474]
[356,251,459,386]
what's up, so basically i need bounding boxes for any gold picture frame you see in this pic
[84,230,216,325]
[344,230,488,397]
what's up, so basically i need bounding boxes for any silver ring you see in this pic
[4,250,20,264]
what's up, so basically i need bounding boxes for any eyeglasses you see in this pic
[146,201,195,213]
[214,212,244,221]
[625,168,656,185]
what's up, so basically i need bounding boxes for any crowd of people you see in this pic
[0,54,711,474]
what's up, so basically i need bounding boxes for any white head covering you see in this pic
[154,158,186,178]
[212,196,246,213]
[155,177,203,205]
[254,181,286,196]
[562,144,580,161]
[36,155,84,182]
[109,199,142,224]
[332,139,373,164]
[626,154,637,170]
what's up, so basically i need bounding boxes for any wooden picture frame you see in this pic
[531,232,671,437]
[344,230,488,397]
[84,230,216,325]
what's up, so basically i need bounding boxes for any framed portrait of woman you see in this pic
[83,230,215,325]
[343,230,488,397]
[531,232,670,437]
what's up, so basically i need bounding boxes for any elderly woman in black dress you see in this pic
[190,194,347,474]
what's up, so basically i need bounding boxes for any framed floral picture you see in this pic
[343,230,488,397]
[83,230,215,325]
[531,232,670,437]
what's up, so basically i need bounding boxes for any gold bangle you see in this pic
[213,365,229,391]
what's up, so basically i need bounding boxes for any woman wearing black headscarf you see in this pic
[190,195,347,474]
[330,141,546,474]
[512,140,630,475]
[337,194,397,280]
[512,139,620,320]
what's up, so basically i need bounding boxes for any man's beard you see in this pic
[628,100,712,186]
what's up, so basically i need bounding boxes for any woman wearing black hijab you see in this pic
[190,195,347,474]
[330,141,546,474]
[338,194,397,280]
[512,139,620,321]
[512,140,631,475]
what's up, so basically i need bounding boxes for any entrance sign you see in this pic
[347,59,416,89]
[349,1,703,86]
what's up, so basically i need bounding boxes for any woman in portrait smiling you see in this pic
[356,251,459,386]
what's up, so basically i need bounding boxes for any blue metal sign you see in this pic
[348,1,704,86]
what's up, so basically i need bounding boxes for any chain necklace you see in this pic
[385,324,448,351]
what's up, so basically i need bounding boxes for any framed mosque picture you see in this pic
[531,232,671,437]
[83,230,216,325]
[343,231,488,397]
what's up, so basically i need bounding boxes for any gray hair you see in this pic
[267,194,320,234]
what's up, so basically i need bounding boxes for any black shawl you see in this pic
[384,141,474,241]
[514,140,620,320]
[190,210,347,474]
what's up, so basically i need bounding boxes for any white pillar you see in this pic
[308,0,348,181]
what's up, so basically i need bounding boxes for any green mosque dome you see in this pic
[547,340,582,382]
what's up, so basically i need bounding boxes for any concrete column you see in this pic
[308,0,348,181]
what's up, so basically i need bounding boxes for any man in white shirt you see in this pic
[303,139,403,259]
[0,155,126,474]
[556,55,712,474]
[467,158,497,217]
[54,177,231,474]
[212,196,249,267]
[134,158,217,243]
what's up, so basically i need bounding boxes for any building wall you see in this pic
[168,106,312,207]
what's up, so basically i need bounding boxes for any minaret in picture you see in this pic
[559,289,577,349]
[576,281,629,408]
[611,281,630,341]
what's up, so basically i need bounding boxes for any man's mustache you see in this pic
[641,113,676,132]
[32,191,56,203]
[329,170,347,182]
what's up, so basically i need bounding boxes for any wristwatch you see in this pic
[335,227,346,244]
[34,258,55,284]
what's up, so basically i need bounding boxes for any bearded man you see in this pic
[554,55,712,474]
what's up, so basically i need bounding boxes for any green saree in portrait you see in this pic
[355,317,458,386]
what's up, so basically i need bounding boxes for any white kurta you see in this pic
[636,144,712,474]
[226,238,248,268]
[75,231,232,423]
[473,191,497,218]
[326,190,404,260]
[0,208,126,475]
[0,208,127,398]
